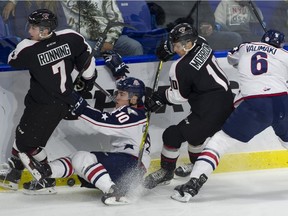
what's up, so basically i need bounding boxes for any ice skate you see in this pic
[143,168,174,189]
[0,163,22,190]
[101,185,130,205]
[23,178,56,195]
[174,163,193,177]
[18,152,52,181]
[171,173,208,202]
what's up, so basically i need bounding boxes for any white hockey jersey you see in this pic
[79,105,151,170]
[227,42,288,103]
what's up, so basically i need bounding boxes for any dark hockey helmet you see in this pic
[261,29,285,48]
[169,23,198,43]
[116,77,146,105]
[28,9,58,31]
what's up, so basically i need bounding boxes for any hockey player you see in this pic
[144,23,234,189]
[0,9,96,193]
[19,50,151,205]
[171,29,288,202]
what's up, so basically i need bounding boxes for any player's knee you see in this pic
[162,125,183,149]
[71,151,97,175]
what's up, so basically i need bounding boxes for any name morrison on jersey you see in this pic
[189,44,212,70]
[37,43,71,66]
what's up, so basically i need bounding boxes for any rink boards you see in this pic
[1,55,288,189]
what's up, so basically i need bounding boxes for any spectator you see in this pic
[155,1,242,51]
[214,0,264,42]
[61,0,143,57]
[1,0,68,39]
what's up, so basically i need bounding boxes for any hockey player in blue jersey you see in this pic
[19,50,151,205]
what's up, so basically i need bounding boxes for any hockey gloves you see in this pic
[156,39,174,62]
[72,91,88,116]
[102,50,130,79]
[74,69,97,95]
[145,92,166,112]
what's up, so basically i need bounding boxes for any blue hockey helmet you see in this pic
[169,23,198,44]
[116,77,146,105]
[261,29,285,48]
[28,9,58,32]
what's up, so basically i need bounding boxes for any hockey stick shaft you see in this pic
[248,1,267,33]
[137,61,163,167]
[94,81,116,103]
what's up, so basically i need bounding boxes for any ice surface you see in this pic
[1,168,288,216]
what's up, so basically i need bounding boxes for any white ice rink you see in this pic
[2,168,288,216]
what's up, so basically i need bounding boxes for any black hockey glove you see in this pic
[102,50,130,79]
[145,92,166,112]
[74,69,97,95]
[156,39,174,62]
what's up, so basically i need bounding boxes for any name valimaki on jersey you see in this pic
[189,44,212,70]
[37,44,71,66]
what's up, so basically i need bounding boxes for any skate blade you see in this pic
[23,187,57,195]
[170,190,192,203]
[158,180,172,186]
[18,153,42,181]
[0,181,18,191]
[103,196,130,206]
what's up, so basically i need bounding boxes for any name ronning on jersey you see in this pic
[189,44,212,70]
[38,44,71,66]
[246,45,277,55]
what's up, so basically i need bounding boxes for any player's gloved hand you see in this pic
[71,91,88,116]
[156,39,174,62]
[102,50,130,79]
[74,69,97,94]
[144,92,166,112]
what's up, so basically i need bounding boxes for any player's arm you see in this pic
[78,106,146,137]
[165,63,190,104]
[227,45,242,68]
[8,39,37,68]
[73,34,97,94]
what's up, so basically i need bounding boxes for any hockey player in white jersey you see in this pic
[171,29,288,202]
[19,51,151,205]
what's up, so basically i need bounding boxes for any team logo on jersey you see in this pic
[189,44,212,70]
[37,44,71,66]
[127,107,138,116]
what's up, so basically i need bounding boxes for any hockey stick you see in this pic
[74,21,125,85]
[248,1,267,33]
[94,81,116,103]
[137,60,163,167]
